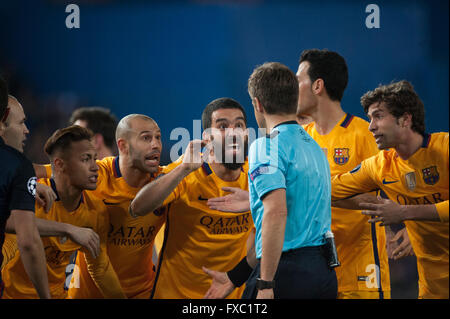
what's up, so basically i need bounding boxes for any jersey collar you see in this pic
[49,178,84,206]
[421,133,431,148]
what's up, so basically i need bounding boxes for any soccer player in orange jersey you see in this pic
[332,80,448,299]
[66,114,165,298]
[2,125,125,299]
[130,98,254,299]
[296,49,391,299]
[34,114,166,299]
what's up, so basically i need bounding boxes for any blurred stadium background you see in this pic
[0,0,448,299]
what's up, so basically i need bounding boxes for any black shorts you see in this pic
[242,245,337,299]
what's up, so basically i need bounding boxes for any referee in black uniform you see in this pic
[0,77,50,298]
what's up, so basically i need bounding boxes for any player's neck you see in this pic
[118,156,150,188]
[209,162,242,182]
[311,100,345,135]
[263,113,298,134]
[52,175,83,212]
[394,130,424,160]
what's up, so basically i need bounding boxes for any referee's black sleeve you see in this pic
[9,157,36,213]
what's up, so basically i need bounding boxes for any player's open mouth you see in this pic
[374,134,383,143]
[145,153,160,166]
[88,175,98,183]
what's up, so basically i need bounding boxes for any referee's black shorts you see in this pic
[242,245,337,299]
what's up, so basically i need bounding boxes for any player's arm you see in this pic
[130,140,207,217]
[331,193,380,210]
[6,214,100,258]
[360,199,445,225]
[331,161,379,208]
[12,209,51,299]
[83,212,126,299]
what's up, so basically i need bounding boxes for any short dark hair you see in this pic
[248,62,299,115]
[44,125,94,158]
[0,76,8,121]
[360,80,425,135]
[299,49,348,102]
[69,107,117,149]
[202,98,247,130]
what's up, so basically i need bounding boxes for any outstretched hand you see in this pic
[207,187,250,213]
[360,196,406,226]
[202,266,235,299]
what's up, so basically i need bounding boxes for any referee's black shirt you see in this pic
[0,137,36,272]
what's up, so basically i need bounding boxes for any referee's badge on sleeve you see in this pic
[27,177,37,197]
[250,165,270,181]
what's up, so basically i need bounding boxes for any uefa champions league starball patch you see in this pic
[27,177,37,197]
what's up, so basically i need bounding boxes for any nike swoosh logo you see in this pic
[103,199,121,205]
[198,196,208,201]
[382,179,398,185]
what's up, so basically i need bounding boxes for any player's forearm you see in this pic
[130,164,190,216]
[17,226,51,298]
[332,193,378,210]
[260,208,287,282]
[6,217,76,238]
[401,204,441,222]
[84,249,126,299]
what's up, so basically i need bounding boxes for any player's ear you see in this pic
[117,138,128,154]
[253,97,264,113]
[53,157,64,173]
[399,113,412,128]
[312,78,325,95]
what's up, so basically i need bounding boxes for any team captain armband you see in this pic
[227,256,253,287]
[435,201,449,223]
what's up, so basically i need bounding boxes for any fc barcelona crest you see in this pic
[422,166,439,185]
[334,148,349,165]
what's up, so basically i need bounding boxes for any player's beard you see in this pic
[128,143,159,174]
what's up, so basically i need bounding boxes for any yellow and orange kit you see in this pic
[332,132,449,299]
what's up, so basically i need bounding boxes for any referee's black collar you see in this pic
[272,120,298,129]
